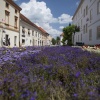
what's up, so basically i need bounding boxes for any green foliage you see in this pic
[51,38,56,45]
[56,36,60,45]
[62,24,80,46]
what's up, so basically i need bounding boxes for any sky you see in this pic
[13,0,80,38]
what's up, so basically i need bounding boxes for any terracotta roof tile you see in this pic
[38,27,49,35]
[20,14,49,36]
[20,14,39,29]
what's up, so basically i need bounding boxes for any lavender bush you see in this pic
[0,46,100,100]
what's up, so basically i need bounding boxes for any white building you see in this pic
[0,0,22,47]
[72,0,100,46]
[0,0,50,48]
[38,27,50,46]
[60,33,64,45]
[47,35,52,46]
[20,14,49,47]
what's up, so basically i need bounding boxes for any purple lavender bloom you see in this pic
[88,91,94,96]
[11,93,15,97]
[75,71,81,78]
[30,96,36,100]
[73,93,78,97]
[33,91,37,97]
[0,90,2,95]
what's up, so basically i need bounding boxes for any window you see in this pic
[5,35,9,46]
[22,27,25,37]
[5,10,10,25]
[97,26,100,39]
[40,34,41,38]
[90,9,92,22]
[84,9,85,17]
[32,30,34,36]
[28,29,30,36]
[81,19,82,28]
[30,40,31,44]
[35,32,37,37]
[33,39,34,46]
[6,2,9,8]
[78,35,79,42]
[81,34,82,41]
[86,24,88,33]
[89,29,92,41]
[14,36,17,46]
[81,6,82,14]
[22,27,25,33]
[15,9,17,14]
[83,25,85,33]
[86,6,88,15]
[22,39,25,44]
[14,16,18,28]
[97,1,100,14]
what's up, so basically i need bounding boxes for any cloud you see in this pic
[20,0,72,37]
[76,1,79,6]
[58,14,72,24]
[59,26,64,30]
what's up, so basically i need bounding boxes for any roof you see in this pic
[20,14,39,29]
[6,0,22,11]
[60,33,64,36]
[20,14,49,35]
[72,0,84,20]
[38,27,49,35]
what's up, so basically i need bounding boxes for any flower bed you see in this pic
[0,46,100,100]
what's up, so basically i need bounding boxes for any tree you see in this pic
[62,25,80,46]
[56,36,60,45]
[51,38,56,45]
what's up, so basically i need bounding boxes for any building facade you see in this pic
[72,0,100,45]
[0,0,21,47]
[47,35,52,46]
[20,14,50,47]
[38,27,51,46]
[0,0,51,48]
[60,33,64,45]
